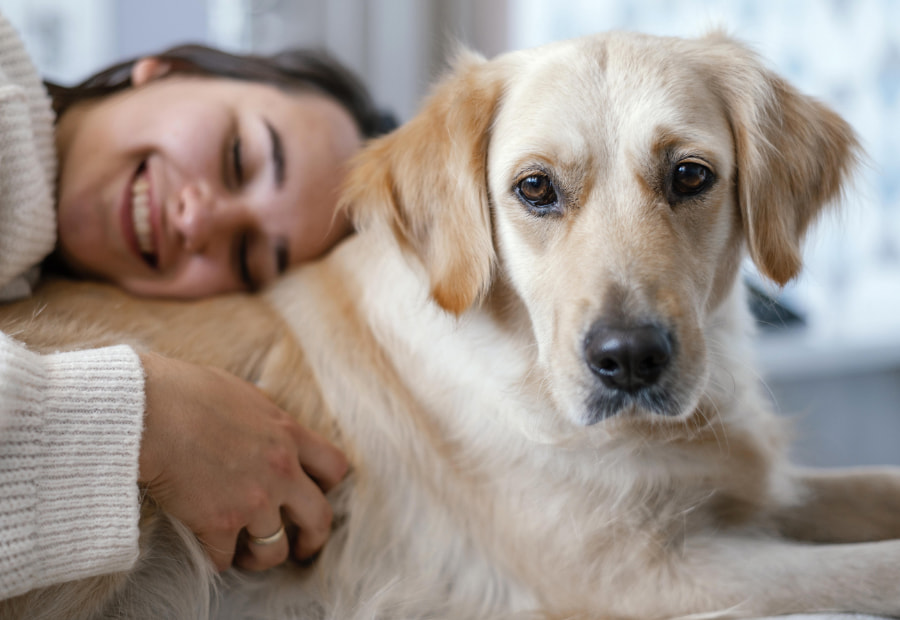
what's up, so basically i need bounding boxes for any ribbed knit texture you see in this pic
[0,336,145,599]
[0,11,146,600]
[0,13,56,301]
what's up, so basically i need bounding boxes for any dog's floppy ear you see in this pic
[341,51,505,315]
[704,34,860,286]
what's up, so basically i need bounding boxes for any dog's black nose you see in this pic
[584,323,672,393]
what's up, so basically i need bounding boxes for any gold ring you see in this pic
[248,524,286,546]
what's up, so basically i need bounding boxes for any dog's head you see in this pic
[343,32,858,427]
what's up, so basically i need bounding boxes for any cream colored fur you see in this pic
[3,31,900,619]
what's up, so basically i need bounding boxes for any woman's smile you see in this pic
[125,161,159,268]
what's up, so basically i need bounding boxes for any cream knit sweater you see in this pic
[0,13,144,600]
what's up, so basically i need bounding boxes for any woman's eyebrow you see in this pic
[265,118,285,189]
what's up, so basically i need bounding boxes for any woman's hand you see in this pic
[137,352,348,572]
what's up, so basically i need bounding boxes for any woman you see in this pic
[0,12,391,601]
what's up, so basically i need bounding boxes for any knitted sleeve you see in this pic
[0,14,57,299]
[0,333,145,600]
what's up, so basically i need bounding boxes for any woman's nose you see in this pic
[175,181,220,253]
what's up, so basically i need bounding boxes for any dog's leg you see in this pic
[623,536,900,619]
[770,467,900,543]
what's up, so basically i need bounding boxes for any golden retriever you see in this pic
[3,30,899,619]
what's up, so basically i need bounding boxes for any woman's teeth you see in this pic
[131,173,154,256]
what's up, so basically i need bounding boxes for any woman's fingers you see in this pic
[233,438,341,570]
[215,427,343,571]
[235,516,290,571]
[282,472,335,560]
[234,479,335,570]
[285,422,349,491]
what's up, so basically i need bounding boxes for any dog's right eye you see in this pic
[515,173,560,215]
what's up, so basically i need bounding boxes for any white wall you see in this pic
[223,0,509,122]
[0,0,115,83]
[1,0,510,120]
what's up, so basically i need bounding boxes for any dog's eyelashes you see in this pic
[670,161,714,198]
[515,173,561,216]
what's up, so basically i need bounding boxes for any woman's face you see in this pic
[54,59,362,298]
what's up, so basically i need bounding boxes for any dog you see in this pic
[3,30,900,619]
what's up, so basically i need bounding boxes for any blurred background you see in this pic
[2,0,898,467]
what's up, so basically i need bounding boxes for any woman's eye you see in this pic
[670,161,714,197]
[231,135,244,187]
[515,173,560,215]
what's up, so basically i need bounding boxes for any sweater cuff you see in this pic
[1,341,145,596]
[36,345,145,587]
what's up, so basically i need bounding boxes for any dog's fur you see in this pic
[3,31,900,619]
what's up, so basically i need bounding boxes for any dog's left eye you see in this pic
[515,173,560,215]
[671,161,714,197]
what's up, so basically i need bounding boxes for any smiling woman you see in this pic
[48,45,391,297]
[54,72,359,296]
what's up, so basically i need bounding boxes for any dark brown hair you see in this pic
[46,44,395,138]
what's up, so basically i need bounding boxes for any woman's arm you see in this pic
[0,13,57,302]
[0,333,144,600]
